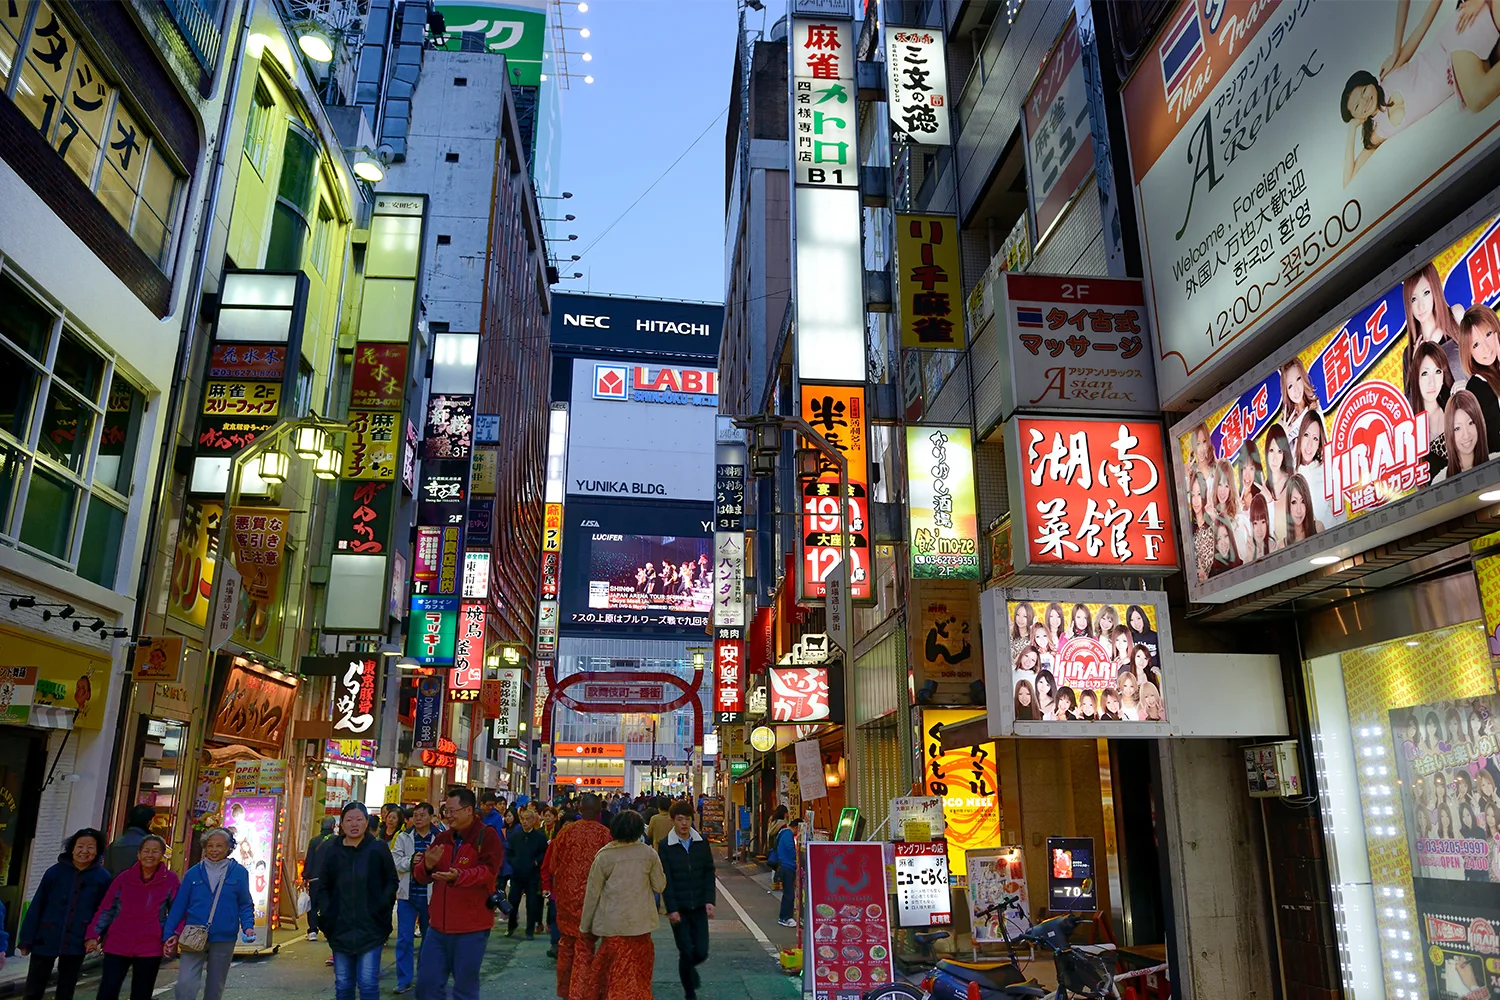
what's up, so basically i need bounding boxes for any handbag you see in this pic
[179,863,227,953]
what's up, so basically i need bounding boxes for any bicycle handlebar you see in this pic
[972,893,1021,919]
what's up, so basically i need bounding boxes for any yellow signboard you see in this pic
[921,708,1001,879]
[897,213,964,349]
[543,503,563,552]
[202,380,281,417]
[471,448,498,494]
[345,409,399,480]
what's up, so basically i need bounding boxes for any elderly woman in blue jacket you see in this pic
[18,828,113,1000]
[162,828,255,1000]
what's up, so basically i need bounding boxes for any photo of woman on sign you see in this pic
[1406,339,1455,479]
[1341,0,1500,186]
[1402,261,1466,379]
[1262,425,1294,548]
[1458,305,1500,454]
[1295,412,1339,529]
[1434,389,1491,482]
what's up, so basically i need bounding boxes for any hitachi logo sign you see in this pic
[636,319,710,336]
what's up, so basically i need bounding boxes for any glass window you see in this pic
[53,330,104,400]
[309,200,333,276]
[19,462,76,558]
[76,493,122,587]
[36,383,92,473]
[265,201,308,272]
[95,374,141,493]
[0,272,54,359]
[276,126,319,216]
[242,79,276,175]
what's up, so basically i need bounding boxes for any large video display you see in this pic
[560,500,714,633]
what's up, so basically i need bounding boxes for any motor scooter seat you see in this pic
[934,959,1028,989]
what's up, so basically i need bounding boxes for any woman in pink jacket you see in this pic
[85,835,180,1000]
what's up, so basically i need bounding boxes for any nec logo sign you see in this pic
[593,365,628,400]
[564,313,611,328]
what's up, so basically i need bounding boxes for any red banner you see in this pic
[806,842,894,998]
[713,637,745,717]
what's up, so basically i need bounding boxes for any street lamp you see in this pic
[735,413,858,807]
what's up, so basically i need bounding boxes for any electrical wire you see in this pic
[574,106,729,263]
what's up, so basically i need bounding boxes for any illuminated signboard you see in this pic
[800,385,871,600]
[906,426,982,580]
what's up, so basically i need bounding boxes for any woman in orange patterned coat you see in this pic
[579,810,667,1000]
[542,795,615,1000]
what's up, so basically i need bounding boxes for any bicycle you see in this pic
[1015,914,1118,1000]
[865,896,1046,1000]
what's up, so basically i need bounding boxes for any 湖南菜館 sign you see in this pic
[1173,212,1500,604]
[1004,417,1179,574]
[1121,0,1500,407]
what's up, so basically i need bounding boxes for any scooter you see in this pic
[922,896,1047,1000]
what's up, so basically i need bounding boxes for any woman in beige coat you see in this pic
[579,811,667,1000]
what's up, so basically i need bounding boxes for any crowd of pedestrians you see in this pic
[0,789,784,1000]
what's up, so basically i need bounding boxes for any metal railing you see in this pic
[161,0,223,70]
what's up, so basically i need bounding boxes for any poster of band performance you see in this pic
[1177,214,1500,584]
[1391,695,1500,999]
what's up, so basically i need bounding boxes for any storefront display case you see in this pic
[133,718,188,839]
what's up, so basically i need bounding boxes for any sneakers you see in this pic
[306,932,318,942]
[778,918,797,927]
[394,987,412,995]
[325,956,335,966]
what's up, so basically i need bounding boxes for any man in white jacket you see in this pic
[390,803,438,994]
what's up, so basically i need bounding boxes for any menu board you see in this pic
[893,841,951,927]
[967,846,1030,945]
[1046,836,1096,912]
[806,842,895,999]
[888,795,945,843]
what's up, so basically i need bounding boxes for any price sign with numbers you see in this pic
[1046,836,1097,912]
[1022,13,1093,247]
[894,841,951,927]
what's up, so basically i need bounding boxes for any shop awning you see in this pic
[936,712,988,753]
[28,705,75,730]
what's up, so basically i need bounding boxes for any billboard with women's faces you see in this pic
[1174,214,1500,601]
[985,589,1176,738]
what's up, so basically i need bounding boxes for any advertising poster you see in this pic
[713,532,746,628]
[790,17,857,190]
[493,667,522,746]
[1023,14,1094,247]
[207,344,287,381]
[349,343,407,410]
[1123,0,1500,405]
[1046,836,1096,912]
[921,708,1001,881]
[896,214,964,349]
[432,2,547,84]
[1176,215,1500,597]
[967,846,1030,945]
[202,380,280,418]
[1008,417,1178,573]
[1007,596,1165,724]
[132,636,184,682]
[806,842,895,999]
[226,507,290,655]
[801,386,872,600]
[585,534,712,615]
[893,842,951,927]
[448,601,485,702]
[423,394,475,461]
[889,795,945,843]
[914,580,979,702]
[907,426,981,580]
[224,795,276,948]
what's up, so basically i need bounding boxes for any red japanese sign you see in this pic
[1008,417,1178,573]
[350,344,408,410]
[800,385,871,601]
[770,664,836,723]
[997,273,1157,418]
[806,842,895,999]
[207,344,287,381]
[714,636,745,718]
[448,600,485,702]
[479,678,502,719]
[540,550,559,600]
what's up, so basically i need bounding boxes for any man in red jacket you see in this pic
[413,787,504,1000]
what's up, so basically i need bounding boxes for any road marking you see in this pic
[716,877,781,960]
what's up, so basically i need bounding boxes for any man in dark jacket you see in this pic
[303,816,337,942]
[659,801,716,1000]
[315,803,398,1000]
[504,807,547,938]
[104,806,155,879]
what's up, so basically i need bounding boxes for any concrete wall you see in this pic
[1159,738,1277,1000]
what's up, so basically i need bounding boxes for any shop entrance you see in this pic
[0,730,47,946]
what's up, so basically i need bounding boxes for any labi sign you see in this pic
[1175,213,1500,601]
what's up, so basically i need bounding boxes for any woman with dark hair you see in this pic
[1402,262,1466,380]
[1263,424,1294,546]
[579,810,668,1000]
[163,828,254,1000]
[19,828,112,1000]
[87,833,180,1000]
[377,804,405,844]
[1286,474,1321,542]
[1069,604,1092,640]
[1014,678,1040,721]
[1424,711,1444,752]
[1208,515,1244,576]
[1034,669,1058,719]
[1125,605,1158,665]
[317,803,398,1000]
[1052,687,1078,721]
[1236,439,1267,515]
[1044,603,1066,651]
[1342,1,1500,185]
[1295,412,1337,529]
[1133,644,1162,692]
[1407,339,1454,478]
[1246,491,1276,560]
[1460,305,1500,454]
[1188,471,1214,583]
[1439,388,1491,481]
[1214,459,1251,555]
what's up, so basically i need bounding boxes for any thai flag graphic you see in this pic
[1016,308,1045,329]
[1159,4,1204,98]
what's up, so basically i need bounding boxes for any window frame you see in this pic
[0,260,145,588]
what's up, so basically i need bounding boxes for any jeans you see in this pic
[416,928,489,1000]
[175,941,235,1000]
[333,947,382,1000]
[97,954,164,1000]
[396,895,431,988]
[670,908,710,995]
[779,880,796,922]
[507,872,541,933]
[22,954,84,1000]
